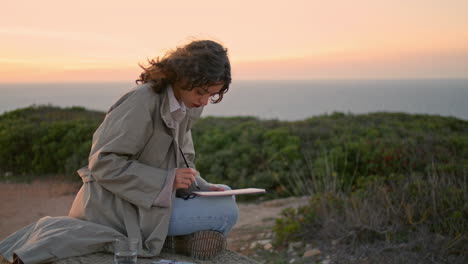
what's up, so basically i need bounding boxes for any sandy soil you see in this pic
[0,180,81,239]
[0,180,310,253]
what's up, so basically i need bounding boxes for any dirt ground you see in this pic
[0,180,309,255]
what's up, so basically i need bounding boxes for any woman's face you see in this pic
[173,83,224,108]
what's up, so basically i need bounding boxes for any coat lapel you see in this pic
[159,87,179,166]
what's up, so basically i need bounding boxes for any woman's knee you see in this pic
[220,195,238,227]
[226,205,238,227]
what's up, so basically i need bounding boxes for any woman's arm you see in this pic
[87,88,168,209]
[177,129,215,194]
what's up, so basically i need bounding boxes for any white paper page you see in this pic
[193,188,266,197]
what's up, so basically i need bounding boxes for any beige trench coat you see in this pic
[0,83,211,263]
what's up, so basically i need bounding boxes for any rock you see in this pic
[287,242,304,256]
[331,240,339,246]
[289,241,304,249]
[256,239,272,246]
[322,259,331,264]
[250,239,272,250]
[244,234,254,240]
[4,172,12,177]
[249,241,258,249]
[52,250,260,264]
[303,248,321,258]
[263,243,273,251]
[290,250,299,257]
[289,258,296,263]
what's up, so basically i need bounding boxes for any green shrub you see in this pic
[193,117,301,197]
[273,170,468,258]
[0,105,103,180]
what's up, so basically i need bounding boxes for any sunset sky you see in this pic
[1,0,467,82]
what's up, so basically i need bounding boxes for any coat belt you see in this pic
[77,166,95,183]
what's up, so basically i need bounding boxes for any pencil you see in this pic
[178,146,200,190]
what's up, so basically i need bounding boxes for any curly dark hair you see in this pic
[136,40,231,103]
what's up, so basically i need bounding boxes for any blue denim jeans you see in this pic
[167,185,238,236]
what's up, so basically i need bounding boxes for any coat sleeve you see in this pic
[87,89,168,209]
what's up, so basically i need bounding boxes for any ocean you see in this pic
[0,79,467,121]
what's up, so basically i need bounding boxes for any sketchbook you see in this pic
[193,188,266,197]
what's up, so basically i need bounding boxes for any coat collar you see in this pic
[160,85,204,130]
[160,87,176,129]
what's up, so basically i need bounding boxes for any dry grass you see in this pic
[271,161,468,264]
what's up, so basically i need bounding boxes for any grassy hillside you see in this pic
[0,106,466,194]
[1,105,466,262]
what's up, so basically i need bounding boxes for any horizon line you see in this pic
[1,77,468,85]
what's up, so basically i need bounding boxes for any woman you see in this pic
[0,39,238,263]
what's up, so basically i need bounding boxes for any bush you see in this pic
[273,169,468,262]
[193,117,301,197]
[0,105,104,180]
[283,112,467,196]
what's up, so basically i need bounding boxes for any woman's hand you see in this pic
[173,168,196,191]
[208,185,225,191]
